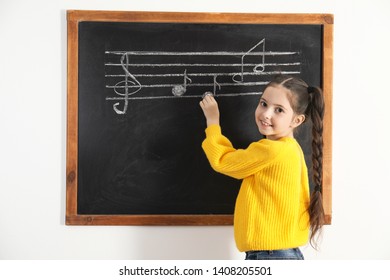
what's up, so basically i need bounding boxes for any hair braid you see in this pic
[306,86,325,249]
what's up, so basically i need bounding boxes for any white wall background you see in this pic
[0,0,389,260]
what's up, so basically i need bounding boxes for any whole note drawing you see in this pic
[105,38,301,114]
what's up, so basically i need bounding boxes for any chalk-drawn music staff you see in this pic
[105,38,300,114]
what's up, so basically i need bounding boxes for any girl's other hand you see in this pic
[199,92,220,127]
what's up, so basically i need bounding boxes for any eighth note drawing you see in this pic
[105,38,301,114]
[172,69,192,97]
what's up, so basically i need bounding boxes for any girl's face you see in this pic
[255,85,305,140]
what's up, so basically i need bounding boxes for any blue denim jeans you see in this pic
[245,248,304,260]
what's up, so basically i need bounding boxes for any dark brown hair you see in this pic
[264,75,325,249]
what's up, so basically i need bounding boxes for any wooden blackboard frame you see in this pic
[66,10,333,225]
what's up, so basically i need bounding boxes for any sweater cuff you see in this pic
[205,124,222,137]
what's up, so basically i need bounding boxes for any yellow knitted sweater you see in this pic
[202,125,310,251]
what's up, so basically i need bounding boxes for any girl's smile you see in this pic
[259,120,272,128]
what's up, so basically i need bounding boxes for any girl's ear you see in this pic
[291,114,306,128]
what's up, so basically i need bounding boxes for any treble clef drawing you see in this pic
[113,53,142,114]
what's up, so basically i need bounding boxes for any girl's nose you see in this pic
[263,109,272,120]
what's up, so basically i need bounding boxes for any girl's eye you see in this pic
[260,101,267,107]
[275,107,284,113]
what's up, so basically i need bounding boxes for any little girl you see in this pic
[199,75,325,260]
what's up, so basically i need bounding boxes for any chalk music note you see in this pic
[113,53,142,114]
[172,69,192,96]
[213,75,221,95]
[232,38,265,83]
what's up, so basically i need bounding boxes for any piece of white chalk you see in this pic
[202,92,214,98]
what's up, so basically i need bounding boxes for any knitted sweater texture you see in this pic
[202,125,310,251]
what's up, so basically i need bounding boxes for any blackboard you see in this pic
[66,11,333,225]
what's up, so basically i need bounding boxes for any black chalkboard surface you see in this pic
[66,11,333,225]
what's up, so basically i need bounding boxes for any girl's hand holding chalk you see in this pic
[199,92,220,126]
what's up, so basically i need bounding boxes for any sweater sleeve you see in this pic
[201,125,282,179]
